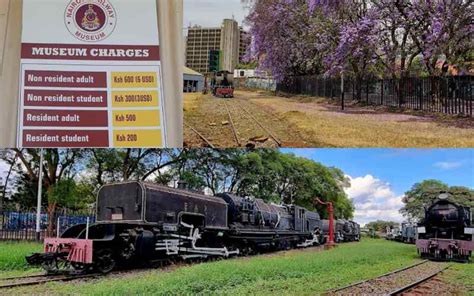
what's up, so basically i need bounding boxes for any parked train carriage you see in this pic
[401,223,417,244]
[385,225,402,241]
[27,182,325,274]
[416,194,473,262]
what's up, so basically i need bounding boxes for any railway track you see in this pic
[223,100,241,147]
[0,273,101,290]
[224,98,282,147]
[184,121,216,148]
[329,260,450,295]
[185,97,283,148]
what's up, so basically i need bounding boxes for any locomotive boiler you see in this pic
[27,182,326,274]
[416,193,473,262]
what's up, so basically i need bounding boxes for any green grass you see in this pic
[0,241,42,272]
[442,262,474,295]
[19,239,422,295]
[6,239,472,295]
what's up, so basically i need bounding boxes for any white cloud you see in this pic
[184,0,249,28]
[345,175,405,226]
[433,161,463,170]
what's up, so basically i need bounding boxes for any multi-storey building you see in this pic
[185,19,249,74]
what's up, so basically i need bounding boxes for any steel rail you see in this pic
[238,104,282,147]
[223,100,241,147]
[184,121,216,148]
[0,273,46,281]
[329,260,430,293]
[388,265,450,296]
[0,274,101,290]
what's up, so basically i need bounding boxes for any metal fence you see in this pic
[0,210,95,241]
[234,77,277,91]
[277,75,473,117]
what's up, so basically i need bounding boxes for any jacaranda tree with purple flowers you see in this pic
[245,0,473,83]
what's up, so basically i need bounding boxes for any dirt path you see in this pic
[184,90,474,148]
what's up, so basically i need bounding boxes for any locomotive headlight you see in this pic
[417,227,426,234]
[465,228,474,235]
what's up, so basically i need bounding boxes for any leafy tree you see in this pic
[400,179,474,220]
[172,149,354,219]
[86,149,188,186]
[365,220,399,232]
[245,0,473,82]
[236,61,258,70]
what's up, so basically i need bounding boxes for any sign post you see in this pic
[0,0,183,148]
[35,148,44,241]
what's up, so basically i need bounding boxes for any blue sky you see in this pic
[183,0,249,28]
[283,149,474,225]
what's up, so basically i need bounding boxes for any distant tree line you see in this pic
[365,221,399,232]
[0,149,354,220]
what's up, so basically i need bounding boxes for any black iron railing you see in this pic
[277,76,473,117]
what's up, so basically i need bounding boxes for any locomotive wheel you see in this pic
[42,257,59,274]
[95,249,116,274]
[42,256,69,274]
[71,262,89,274]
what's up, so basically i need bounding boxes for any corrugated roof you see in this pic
[184,67,203,76]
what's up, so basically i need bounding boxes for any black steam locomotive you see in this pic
[322,219,361,243]
[416,193,473,262]
[27,182,333,274]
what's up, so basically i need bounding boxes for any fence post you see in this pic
[445,78,449,114]
[86,217,90,240]
[419,78,423,111]
[381,79,384,105]
[398,79,402,108]
[366,80,369,104]
[341,73,345,111]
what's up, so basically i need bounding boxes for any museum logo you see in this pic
[65,0,117,42]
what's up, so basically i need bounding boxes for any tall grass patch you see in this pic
[0,242,42,271]
[45,239,421,295]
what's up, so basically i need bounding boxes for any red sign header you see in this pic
[22,43,160,61]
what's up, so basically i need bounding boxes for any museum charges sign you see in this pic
[18,0,167,148]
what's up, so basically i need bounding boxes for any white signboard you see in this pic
[18,0,167,148]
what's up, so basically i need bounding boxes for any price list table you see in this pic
[111,72,162,147]
[19,64,165,148]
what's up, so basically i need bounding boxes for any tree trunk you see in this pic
[0,160,15,213]
[47,201,57,238]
